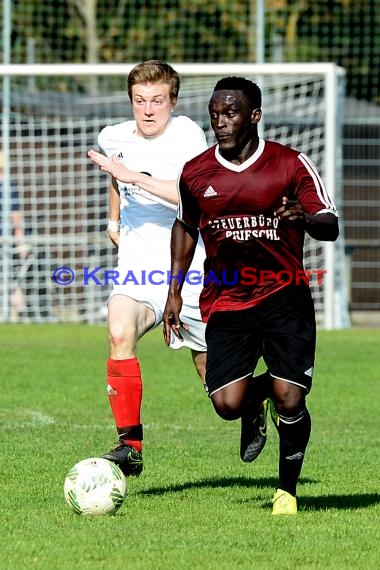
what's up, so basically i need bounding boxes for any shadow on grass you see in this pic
[299,493,380,511]
[139,475,316,496]
[140,478,380,511]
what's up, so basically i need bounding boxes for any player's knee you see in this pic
[211,391,241,420]
[108,321,135,355]
[108,322,124,347]
[272,380,305,415]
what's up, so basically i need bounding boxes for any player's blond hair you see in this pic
[127,60,180,102]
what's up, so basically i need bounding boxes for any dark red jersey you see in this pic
[177,139,338,321]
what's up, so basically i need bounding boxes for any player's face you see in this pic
[131,82,176,138]
[208,90,260,160]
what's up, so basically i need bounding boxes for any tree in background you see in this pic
[267,0,380,103]
[3,0,380,103]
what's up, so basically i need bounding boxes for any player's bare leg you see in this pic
[103,295,155,476]
[108,294,155,359]
[191,349,207,387]
[209,375,269,462]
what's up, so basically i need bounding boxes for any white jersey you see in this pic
[98,115,208,348]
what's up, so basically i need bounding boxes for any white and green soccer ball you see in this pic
[64,457,126,516]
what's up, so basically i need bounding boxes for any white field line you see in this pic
[0,412,219,432]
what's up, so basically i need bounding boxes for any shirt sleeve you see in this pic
[178,118,208,164]
[176,168,201,229]
[295,153,338,217]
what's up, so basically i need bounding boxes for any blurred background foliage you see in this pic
[2,0,379,103]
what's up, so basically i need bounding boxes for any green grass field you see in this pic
[1,324,379,570]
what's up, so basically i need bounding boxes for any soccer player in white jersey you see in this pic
[88,61,208,477]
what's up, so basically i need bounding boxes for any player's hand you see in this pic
[275,197,304,222]
[88,149,134,183]
[163,295,188,346]
[88,149,114,170]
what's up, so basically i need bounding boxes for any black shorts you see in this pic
[205,285,316,396]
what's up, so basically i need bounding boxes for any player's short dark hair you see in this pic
[213,76,262,109]
[127,60,180,101]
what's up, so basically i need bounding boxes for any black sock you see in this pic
[278,407,311,496]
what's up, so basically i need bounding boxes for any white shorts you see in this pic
[108,280,206,352]
[167,312,207,352]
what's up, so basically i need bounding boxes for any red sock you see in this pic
[107,358,143,452]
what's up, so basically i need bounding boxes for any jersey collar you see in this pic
[215,138,265,172]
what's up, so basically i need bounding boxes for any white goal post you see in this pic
[0,62,350,328]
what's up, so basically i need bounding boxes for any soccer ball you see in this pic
[64,457,126,516]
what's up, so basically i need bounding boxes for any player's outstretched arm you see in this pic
[88,149,178,204]
[88,149,132,180]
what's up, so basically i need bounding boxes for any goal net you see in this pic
[0,63,349,328]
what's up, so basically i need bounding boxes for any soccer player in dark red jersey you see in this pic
[163,76,339,515]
